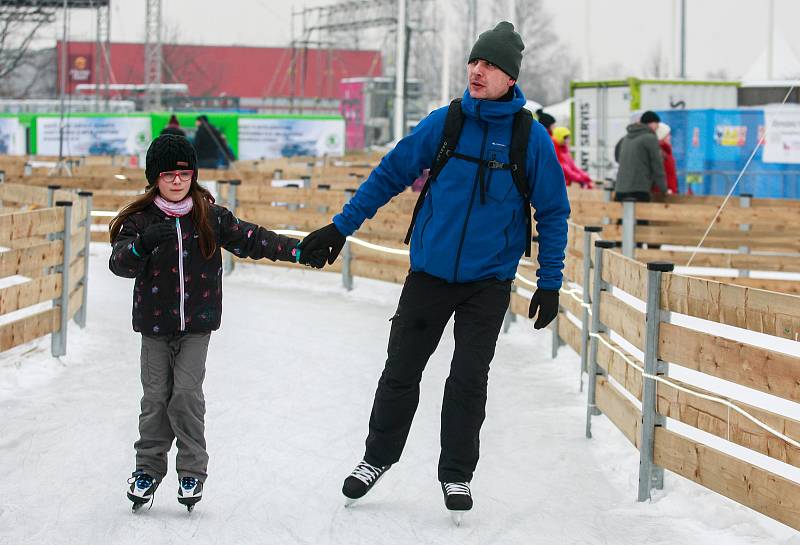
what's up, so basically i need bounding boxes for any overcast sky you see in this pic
[38,0,800,82]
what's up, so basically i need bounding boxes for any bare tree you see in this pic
[488,0,580,105]
[0,6,53,80]
[642,43,668,78]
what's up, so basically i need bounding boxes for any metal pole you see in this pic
[52,201,73,357]
[622,198,636,258]
[580,226,603,387]
[638,261,674,502]
[57,0,69,170]
[74,191,92,328]
[503,284,517,334]
[317,184,330,214]
[342,188,355,291]
[223,180,239,275]
[679,0,686,78]
[393,0,407,142]
[586,240,613,439]
[602,185,614,225]
[0,170,5,184]
[738,193,752,278]
[767,0,775,80]
[550,309,561,359]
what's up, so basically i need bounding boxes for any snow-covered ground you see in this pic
[0,244,797,545]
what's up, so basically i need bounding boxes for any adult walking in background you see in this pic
[614,110,667,202]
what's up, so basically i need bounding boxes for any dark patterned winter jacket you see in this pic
[110,202,297,336]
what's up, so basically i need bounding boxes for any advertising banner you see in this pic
[36,116,151,156]
[763,108,800,164]
[237,117,345,160]
[340,80,366,150]
[69,54,92,84]
[0,117,25,155]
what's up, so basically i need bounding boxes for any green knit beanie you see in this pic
[468,21,525,80]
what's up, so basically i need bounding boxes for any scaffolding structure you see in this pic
[143,0,162,111]
[287,0,437,138]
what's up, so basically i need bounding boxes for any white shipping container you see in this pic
[571,79,738,181]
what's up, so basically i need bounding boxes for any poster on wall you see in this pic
[0,117,25,155]
[340,80,366,150]
[36,116,151,156]
[763,108,800,164]
[237,118,345,160]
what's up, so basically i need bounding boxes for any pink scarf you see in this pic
[154,194,193,217]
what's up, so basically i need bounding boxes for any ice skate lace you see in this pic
[444,482,471,496]
[351,461,384,486]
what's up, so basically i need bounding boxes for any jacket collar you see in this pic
[460,84,527,123]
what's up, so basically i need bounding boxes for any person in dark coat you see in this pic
[614,110,667,202]
[193,115,234,169]
[160,114,186,137]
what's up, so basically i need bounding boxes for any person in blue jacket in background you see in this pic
[298,21,570,518]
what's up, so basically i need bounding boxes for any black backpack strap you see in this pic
[404,98,464,245]
[510,108,534,256]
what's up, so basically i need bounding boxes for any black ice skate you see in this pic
[177,477,203,512]
[441,482,472,526]
[342,460,391,506]
[127,470,159,512]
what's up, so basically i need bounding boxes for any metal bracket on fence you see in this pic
[273,168,283,181]
[503,284,517,334]
[621,198,637,258]
[223,180,240,275]
[24,162,32,176]
[585,240,614,439]
[342,188,356,291]
[580,226,603,390]
[550,306,563,359]
[74,191,93,328]
[602,186,613,225]
[52,201,73,357]
[317,184,330,214]
[738,193,752,279]
[301,175,311,189]
[638,261,674,501]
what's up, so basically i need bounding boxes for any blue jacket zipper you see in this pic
[452,101,489,282]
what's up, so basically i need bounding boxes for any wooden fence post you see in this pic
[52,201,73,357]
[638,261,674,501]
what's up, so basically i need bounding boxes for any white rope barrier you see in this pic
[589,332,800,450]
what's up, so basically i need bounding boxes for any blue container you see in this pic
[655,108,800,198]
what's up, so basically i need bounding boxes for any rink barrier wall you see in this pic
[0,183,92,356]
[554,222,800,531]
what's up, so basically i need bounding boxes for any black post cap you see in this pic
[48,184,61,190]
[647,261,675,272]
[229,179,242,186]
[531,235,539,243]
[584,225,603,233]
[217,180,228,184]
[77,191,93,197]
[595,240,616,249]
[318,184,331,190]
[345,188,358,193]
[622,197,638,202]
[55,200,73,207]
[740,193,753,199]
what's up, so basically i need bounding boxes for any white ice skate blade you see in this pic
[450,511,464,526]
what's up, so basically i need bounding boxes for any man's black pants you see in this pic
[363,271,511,483]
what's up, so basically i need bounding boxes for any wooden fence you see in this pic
[0,183,92,356]
[553,222,800,531]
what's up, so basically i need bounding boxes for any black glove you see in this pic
[528,289,559,329]
[297,223,346,266]
[136,222,176,254]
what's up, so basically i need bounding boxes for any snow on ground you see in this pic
[0,243,798,545]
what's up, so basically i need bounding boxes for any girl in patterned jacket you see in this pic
[109,134,316,512]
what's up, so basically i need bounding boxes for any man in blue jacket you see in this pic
[298,21,570,517]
